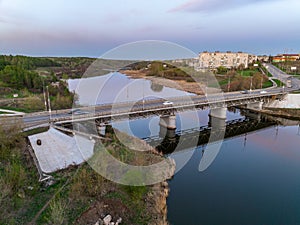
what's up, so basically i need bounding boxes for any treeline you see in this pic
[0,66,43,92]
[0,55,74,110]
[0,55,60,70]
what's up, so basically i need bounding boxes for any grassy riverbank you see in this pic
[0,122,173,224]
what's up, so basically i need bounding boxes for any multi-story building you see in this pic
[272,54,300,63]
[199,51,257,69]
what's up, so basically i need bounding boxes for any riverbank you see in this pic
[0,123,175,225]
[121,69,207,95]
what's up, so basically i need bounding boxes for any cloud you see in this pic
[169,0,279,13]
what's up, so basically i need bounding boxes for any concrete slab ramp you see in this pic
[28,127,95,173]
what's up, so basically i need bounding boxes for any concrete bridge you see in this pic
[143,114,276,154]
[19,86,294,131]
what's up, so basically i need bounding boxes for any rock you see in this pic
[116,218,122,224]
[95,220,103,225]
[103,215,112,225]
[17,189,25,199]
[94,219,104,225]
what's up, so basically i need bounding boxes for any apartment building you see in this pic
[199,51,257,69]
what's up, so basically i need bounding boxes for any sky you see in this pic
[0,0,299,57]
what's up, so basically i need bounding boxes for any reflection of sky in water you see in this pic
[168,124,300,225]
[68,72,194,106]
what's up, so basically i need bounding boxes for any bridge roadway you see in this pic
[144,115,276,154]
[21,86,296,128]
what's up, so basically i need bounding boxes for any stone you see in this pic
[116,218,122,224]
[95,220,103,225]
[103,215,112,225]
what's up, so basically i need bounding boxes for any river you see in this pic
[68,73,300,225]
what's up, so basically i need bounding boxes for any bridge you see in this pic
[144,113,276,154]
[20,86,294,130]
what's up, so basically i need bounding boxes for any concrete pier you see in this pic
[159,115,176,130]
[209,107,227,128]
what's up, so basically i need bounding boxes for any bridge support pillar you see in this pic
[159,115,176,130]
[209,107,227,128]
[247,101,263,111]
[97,123,106,136]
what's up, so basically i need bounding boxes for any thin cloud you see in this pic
[169,0,279,13]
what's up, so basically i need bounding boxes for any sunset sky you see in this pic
[0,0,299,57]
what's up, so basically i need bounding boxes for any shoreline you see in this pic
[121,69,206,95]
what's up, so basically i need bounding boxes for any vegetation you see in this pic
[273,61,300,75]
[212,64,272,91]
[273,79,285,87]
[0,55,75,111]
[0,123,166,224]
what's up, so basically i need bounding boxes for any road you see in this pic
[263,63,300,89]
[20,87,294,128]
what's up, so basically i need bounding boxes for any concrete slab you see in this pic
[28,127,95,173]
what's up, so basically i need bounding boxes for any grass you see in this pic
[238,69,259,77]
[262,80,273,88]
[1,123,166,225]
[0,106,32,113]
[273,79,285,87]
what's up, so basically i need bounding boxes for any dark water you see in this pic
[167,122,300,225]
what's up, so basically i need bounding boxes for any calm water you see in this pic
[167,122,300,225]
[70,74,300,225]
[68,72,193,106]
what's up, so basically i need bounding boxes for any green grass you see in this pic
[262,80,273,88]
[238,69,259,77]
[273,79,285,87]
[0,106,32,113]
[23,127,49,136]
[0,111,9,114]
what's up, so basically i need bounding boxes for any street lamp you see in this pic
[250,76,253,93]
[46,86,52,121]
[227,76,231,92]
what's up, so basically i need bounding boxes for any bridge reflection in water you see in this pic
[144,113,276,155]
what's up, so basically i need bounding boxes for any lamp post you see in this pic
[227,76,231,92]
[142,79,145,110]
[42,79,47,111]
[46,86,52,121]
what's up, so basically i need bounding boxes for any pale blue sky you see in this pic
[0,0,299,56]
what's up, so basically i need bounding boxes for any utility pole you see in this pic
[42,80,47,111]
[46,86,52,121]
[227,76,231,92]
[142,79,145,110]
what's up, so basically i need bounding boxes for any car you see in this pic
[68,108,89,115]
[241,90,249,94]
[163,101,173,106]
[260,90,267,94]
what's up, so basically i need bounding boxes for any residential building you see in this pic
[199,51,257,69]
[272,54,300,63]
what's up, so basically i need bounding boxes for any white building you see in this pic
[199,51,257,69]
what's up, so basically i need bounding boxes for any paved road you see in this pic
[263,63,300,89]
[21,87,295,128]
